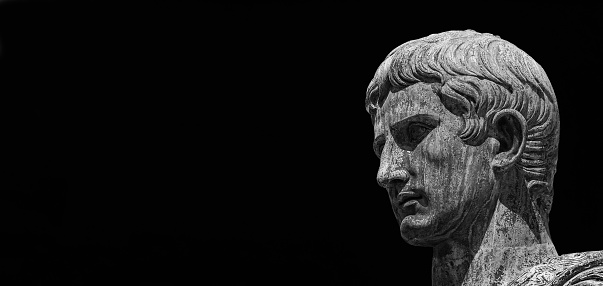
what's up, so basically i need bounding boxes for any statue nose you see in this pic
[377,167,410,189]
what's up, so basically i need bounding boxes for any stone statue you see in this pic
[365,30,602,286]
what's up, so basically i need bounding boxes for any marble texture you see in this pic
[365,30,602,286]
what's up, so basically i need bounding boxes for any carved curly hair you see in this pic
[365,30,559,215]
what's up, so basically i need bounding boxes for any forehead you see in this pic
[373,82,449,138]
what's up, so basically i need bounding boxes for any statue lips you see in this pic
[396,190,426,215]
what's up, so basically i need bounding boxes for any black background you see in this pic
[0,1,601,285]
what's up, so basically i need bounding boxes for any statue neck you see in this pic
[431,182,558,286]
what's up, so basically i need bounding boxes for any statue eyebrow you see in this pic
[390,113,440,129]
[373,114,440,158]
[386,113,440,152]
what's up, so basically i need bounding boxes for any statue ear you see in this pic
[490,109,527,173]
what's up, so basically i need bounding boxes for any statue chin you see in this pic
[399,215,449,247]
[401,235,437,247]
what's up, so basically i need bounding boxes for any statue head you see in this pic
[365,30,559,247]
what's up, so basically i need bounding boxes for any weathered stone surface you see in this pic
[365,30,602,286]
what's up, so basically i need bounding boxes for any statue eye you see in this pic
[390,115,438,151]
[373,135,386,159]
[408,123,431,143]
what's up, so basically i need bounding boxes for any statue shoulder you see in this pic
[508,251,603,286]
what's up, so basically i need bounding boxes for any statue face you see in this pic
[373,83,499,246]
